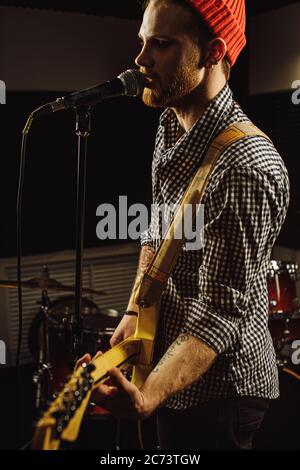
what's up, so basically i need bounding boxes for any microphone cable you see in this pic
[16,115,34,449]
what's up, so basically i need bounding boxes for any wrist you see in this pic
[135,388,155,419]
[138,385,160,418]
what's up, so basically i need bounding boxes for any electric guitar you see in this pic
[31,302,159,450]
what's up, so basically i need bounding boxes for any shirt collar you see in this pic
[158,83,233,153]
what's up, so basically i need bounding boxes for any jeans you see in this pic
[156,396,270,450]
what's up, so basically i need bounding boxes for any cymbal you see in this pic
[0,277,106,296]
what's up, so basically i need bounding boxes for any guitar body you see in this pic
[132,301,160,389]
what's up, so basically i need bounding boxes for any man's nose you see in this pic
[135,45,154,69]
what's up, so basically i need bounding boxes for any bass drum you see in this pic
[267,260,299,317]
[28,295,121,395]
[267,260,300,364]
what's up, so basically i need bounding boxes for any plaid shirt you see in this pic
[141,83,290,408]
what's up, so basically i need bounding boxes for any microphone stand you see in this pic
[71,105,93,363]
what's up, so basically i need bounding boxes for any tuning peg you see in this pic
[81,383,90,394]
[86,363,96,373]
[66,405,76,417]
[64,403,77,416]
[80,370,89,379]
[56,414,70,433]
[56,424,63,435]
[63,414,71,423]
[77,384,90,398]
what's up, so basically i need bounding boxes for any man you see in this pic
[80,0,290,449]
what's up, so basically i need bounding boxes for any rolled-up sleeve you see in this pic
[181,165,277,354]
[140,227,153,247]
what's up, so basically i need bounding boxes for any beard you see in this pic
[141,63,200,108]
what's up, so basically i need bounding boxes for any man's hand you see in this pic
[110,314,137,348]
[75,352,154,420]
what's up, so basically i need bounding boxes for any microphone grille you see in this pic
[118,69,147,97]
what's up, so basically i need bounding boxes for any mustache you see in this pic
[139,69,160,82]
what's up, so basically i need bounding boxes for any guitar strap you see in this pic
[135,121,272,308]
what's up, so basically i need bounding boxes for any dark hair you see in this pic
[142,0,231,80]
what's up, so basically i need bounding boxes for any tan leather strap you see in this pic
[136,122,272,307]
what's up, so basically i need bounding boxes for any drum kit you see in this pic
[0,266,121,417]
[267,260,300,373]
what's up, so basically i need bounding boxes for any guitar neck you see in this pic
[32,336,142,449]
[90,336,141,385]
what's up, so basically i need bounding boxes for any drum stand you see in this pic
[32,270,53,417]
[274,315,292,353]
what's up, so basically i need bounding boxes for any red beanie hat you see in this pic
[185,0,246,66]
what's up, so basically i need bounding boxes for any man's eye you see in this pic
[137,38,171,48]
[155,40,171,48]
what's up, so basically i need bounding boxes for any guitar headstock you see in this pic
[32,362,96,450]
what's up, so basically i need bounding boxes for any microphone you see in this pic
[31,69,147,119]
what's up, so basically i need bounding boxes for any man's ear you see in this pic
[204,37,227,68]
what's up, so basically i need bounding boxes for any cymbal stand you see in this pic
[32,268,52,416]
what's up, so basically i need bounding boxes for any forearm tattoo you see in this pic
[133,246,154,286]
[139,245,155,273]
[152,334,189,373]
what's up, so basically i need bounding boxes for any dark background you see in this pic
[0,0,299,259]
[0,0,300,451]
